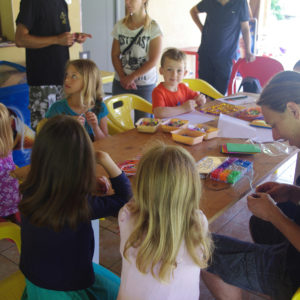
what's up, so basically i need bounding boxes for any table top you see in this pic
[93,127,297,222]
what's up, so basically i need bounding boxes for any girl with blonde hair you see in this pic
[46,59,108,141]
[117,143,213,300]
[111,0,163,122]
[0,103,20,223]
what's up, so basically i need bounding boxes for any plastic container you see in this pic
[135,118,161,133]
[194,124,219,140]
[171,128,205,145]
[161,118,189,133]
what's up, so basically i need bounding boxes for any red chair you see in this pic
[227,56,284,95]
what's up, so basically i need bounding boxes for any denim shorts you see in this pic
[207,234,295,300]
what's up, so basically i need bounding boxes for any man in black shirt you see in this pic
[15,0,91,130]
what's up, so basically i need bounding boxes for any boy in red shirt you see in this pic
[152,48,206,118]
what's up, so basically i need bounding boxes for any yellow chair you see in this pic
[36,118,48,134]
[183,78,224,99]
[107,118,123,135]
[105,94,152,132]
[0,222,25,300]
[292,288,300,300]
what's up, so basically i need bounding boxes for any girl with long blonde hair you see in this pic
[45,59,108,141]
[117,143,213,300]
[111,0,163,122]
[0,103,20,223]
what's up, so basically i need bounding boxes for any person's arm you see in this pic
[111,38,127,81]
[153,100,196,118]
[190,6,204,32]
[240,21,255,63]
[194,93,206,106]
[247,193,300,251]
[122,35,163,88]
[85,112,107,140]
[15,23,74,49]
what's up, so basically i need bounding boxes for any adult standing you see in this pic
[15,0,91,130]
[190,0,255,94]
[111,0,162,122]
[201,71,300,300]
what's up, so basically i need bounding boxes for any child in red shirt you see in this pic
[152,48,206,118]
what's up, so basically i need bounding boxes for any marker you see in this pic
[222,95,248,100]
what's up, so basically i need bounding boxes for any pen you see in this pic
[222,95,248,100]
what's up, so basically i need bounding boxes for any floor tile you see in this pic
[0,255,19,281]
[99,228,121,268]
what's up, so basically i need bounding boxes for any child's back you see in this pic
[117,144,213,300]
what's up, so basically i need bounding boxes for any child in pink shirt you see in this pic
[117,144,213,300]
[152,48,206,118]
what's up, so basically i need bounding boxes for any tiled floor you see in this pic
[0,152,298,299]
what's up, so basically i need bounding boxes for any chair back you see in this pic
[228,56,284,95]
[292,288,300,300]
[182,78,224,99]
[0,222,25,300]
[105,94,152,131]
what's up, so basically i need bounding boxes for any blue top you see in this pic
[45,99,109,140]
[20,172,132,291]
[197,0,249,59]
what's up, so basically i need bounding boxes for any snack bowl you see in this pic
[194,123,219,140]
[161,118,189,133]
[135,118,161,133]
[171,128,205,145]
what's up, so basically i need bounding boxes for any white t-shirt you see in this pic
[111,19,162,86]
[117,204,209,300]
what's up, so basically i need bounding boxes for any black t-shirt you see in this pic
[16,0,70,86]
[196,0,249,59]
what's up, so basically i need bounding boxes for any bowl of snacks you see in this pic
[171,128,205,145]
[193,124,219,140]
[135,118,161,133]
[161,118,189,133]
[234,106,263,121]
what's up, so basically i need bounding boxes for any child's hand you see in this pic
[120,75,137,90]
[182,100,196,113]
[75,115,85,126]
[85,111,98,129]
[95,151,122,178]
[96,176,111,195]
[195,93,206,107]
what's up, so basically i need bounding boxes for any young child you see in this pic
[46,59,109,141]
[152,48,206,119]
[19,115,132,299]
[117,143,213,300]
[0,103,20,223]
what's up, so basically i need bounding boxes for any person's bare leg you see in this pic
[201,270,242,300]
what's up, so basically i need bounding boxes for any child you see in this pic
[46,59,109,141]
[111,0,162,122]
[117,143,213,300]
[0,103,20,223]
[18,115,132,299]
[152,48,206,119]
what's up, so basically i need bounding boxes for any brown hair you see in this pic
[0,103,14,158]
[124,143,213,282]
[19,115,96,231]
[65,59,104,110]
[257,71,300,113]
[160,48,186,68]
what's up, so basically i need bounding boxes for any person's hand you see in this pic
[85,111,98,129]
[120,74,137,90]
[195,93,206,107]
[74,32,92,43]
[96,176,111,195]
[74,115,85,126]
[182,100,196,112]
[255,181,292,203]
[247,192,281,222]
[57,32,74,46]
[245,52,256,63]
[95,150,111,165]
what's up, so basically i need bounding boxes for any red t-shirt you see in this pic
[152,83,198,109]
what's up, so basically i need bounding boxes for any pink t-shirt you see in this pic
[117,204,208,300]
[152,82,198,109]
[0,152,20,216]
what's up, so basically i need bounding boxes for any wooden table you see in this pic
[93,128,298,222]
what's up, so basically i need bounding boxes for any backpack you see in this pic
[238,76,262,93]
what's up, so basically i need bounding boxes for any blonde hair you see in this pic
[124,143,213,282]
[65,59,104,110]
[0,103,14,158]
[123,0,152,28]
